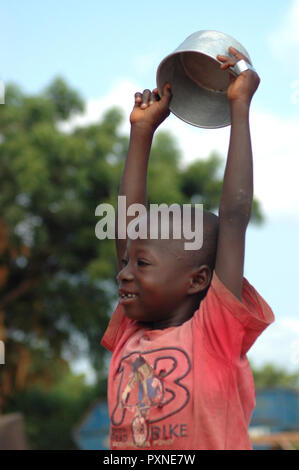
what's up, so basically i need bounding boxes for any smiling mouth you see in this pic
[119,293,138,300]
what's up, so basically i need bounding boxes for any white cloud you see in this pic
[250,110,299,217]
[58,79,140,134]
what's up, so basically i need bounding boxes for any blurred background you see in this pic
[0,0,299,450]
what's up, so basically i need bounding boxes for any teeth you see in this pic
[121,293,137,299]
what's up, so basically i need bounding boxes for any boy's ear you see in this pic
[187,265,212,295]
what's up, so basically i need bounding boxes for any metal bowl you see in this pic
[156,30,251,128]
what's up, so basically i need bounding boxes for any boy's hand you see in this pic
[130,83,172,133]
[217,47,260,106]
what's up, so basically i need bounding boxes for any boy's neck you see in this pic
[138,293,206,331]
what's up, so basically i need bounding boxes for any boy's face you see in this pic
[117,237,194,328]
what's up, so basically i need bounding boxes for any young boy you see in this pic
[101,47,274,450]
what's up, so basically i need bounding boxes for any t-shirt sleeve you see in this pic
[193,272,275,360]
[100,303,137,352]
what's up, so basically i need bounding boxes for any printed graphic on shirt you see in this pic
[111,347,191,448]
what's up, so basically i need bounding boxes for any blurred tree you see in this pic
[0,79,123,410]
[251,363,299,389]
[0,77,263,415]
[5,367,105,449]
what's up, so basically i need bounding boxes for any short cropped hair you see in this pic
[131,206,219,271]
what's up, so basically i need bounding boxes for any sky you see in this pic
[2,0,299,376]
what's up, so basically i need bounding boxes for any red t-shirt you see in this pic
[101,272,274,450]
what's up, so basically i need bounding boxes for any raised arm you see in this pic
[214,47,260,301]
[116,84,172,270]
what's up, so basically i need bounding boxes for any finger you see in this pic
[162,83,171,94]
[141,89,151,109]
[134,92,142,108]
[229,46,251,65]
[149,89,160,104]
[217,54,231,63]
[217,54,238,68]
[154,88,161,101]
[217,55,236,70]
[220,61,236,71]
[160,83,172,104]
[228,46,244,60]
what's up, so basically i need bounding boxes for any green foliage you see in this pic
[180,152,223,209]
[0,79,124,395]
[251,363,299,389]
[148,132,183,205]
[6,369,106,449]
[44,76,85,120]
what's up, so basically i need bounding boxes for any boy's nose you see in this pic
[116,264,134,283]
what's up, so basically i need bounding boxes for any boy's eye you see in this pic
[137,259,149,267]
[121,258,128,267]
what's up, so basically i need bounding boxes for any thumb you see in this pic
[161,83,172,105]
